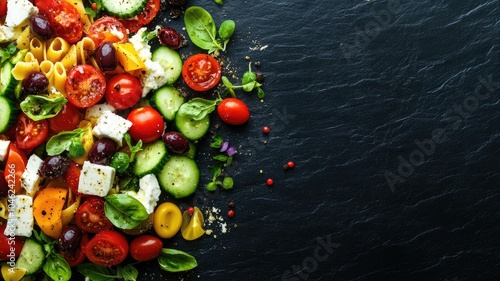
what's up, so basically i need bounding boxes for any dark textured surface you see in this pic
[76,0,500,280]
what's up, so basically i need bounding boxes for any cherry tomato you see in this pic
[48,103,83,133]
[217,98,250,125]
[63,161,82,195]
[14,112,49,149]
[181,206,205,241]
[4,143,27,194]
[127,106,165,143]
[129,235,163,261]
[87,16,128,47]
[85,230,129,267]
[153,202,182,239]
[182,54,222,91]
[0,225,24,261]
[75,197,113,233]
[59,231,89,267]
[66,65,106,108]
[35,0,83,43]
[120,0,160,34]
[105,73,142,110]
[0,0,7,18]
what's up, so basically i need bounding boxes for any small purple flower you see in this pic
[220,141,229,153]
[226,146,237,156]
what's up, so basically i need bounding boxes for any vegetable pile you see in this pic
[0,0,266,280]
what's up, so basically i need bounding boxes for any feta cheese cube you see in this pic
[0,140,10,161]
[21,154,44,196]
[4,195,34,237]
[137,174,162,214]
[92,110,132,146]
[85,103,116,126]
[0,0,38,43]
[78,161,116,197]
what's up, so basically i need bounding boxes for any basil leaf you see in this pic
[218,19,235,41]
[184,6,221,52]
[20,95,67,121]
[257,87,265,99]
[117,264,139,281]
[213,154,228,162]
[241,81,257,92]
[110,152,131,173]
[104,193,149,229]
[157,248,198,272]
[46,128,86,156]
[68,137,86,159]
[177,97,220,121]
[222,177,234,189]
[77,263,115,281]
[43,253,72,281]
[242,71,257,85]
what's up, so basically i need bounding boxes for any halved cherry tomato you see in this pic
[66,65,106,108]
[182,54,222,91]
[75,197,113,233]
[1,265,26,281]
[87,16,128,47]
[120,0,160,34]
[33,187,68,239]
[129,235,163,261]
[63,161,82,195]
[60,231,89,267]
[85,230,129,267]
[153,202,182,239]
[35,0,83,43]
[127,106,165,143]
[0,225,24,261]
[105,73,142,110]
[181,206,205,241]
[4,143,27,194]
[48,102,83,133]
[0,0,7,18]
[15,112,49,149]
[217,98,250,125]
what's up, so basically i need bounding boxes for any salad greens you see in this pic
[157,249,198,272]
[184,6,235,53]
[32,229,72,281]
[177,96,222,120]
[104,193,149,229]
[223,62,265,98]
[110,133,143,173]
[20,95,67,121]
[206,134,235,191]
[77,263,138,281]
[45,128,87,158]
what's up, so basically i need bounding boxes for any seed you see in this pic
[228,201,235,208]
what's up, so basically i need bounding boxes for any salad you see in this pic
[0,0,265,280]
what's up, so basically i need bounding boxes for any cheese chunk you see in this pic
[124,174,161,214]
[85,103,116,126]
[78,161,116,197]
[4,195,34,237]
[21,154,44,196]
[92,110,132,146]
[0,0,38,43]
[0,140,10,161]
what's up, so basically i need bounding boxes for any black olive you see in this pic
[22,71,49,95]
[95,43,118,72]
[162,131,190,154]
[39,155,70,179]
[58,225,83,253]
[88,138,117,165]
[30,14,54,40]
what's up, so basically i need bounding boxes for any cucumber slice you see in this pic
[16,239,45,275]
[150,86,185,121]
[101,0,148,19]
[158,155,200,199]
[151,46,183,85]
[0,96,19,133]
[174,114,210,141]
[133,140,169,177]
[182,141,197,159]
[0,61,17,97]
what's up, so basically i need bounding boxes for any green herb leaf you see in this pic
[46,128,86,156]
[0,43,17,64]
[43,253,72,281]
[118,176,140,192]
[213,0,223,4]
[110,152,131,173]
[257,87,265,99]
[206,181,217,191]
[20,95,67,121]
[104,193,149,229]
[218,19,235,41]
[184,6,221,52]
[68,137,86,158]
[222,177,234,189]
[210,134,223,148]
[77,263,115,281]
[117,264,139,281]
[177,97,221,121]
[157,248,198,272]
[213,154,228,162]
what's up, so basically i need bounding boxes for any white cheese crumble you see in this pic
[4,195,34,237]
[125,174,161,214]
[92,110,132,146]
[0,0,38,43]
[20,154,44,196]
[85,103,116,126]
[0,139,10,161]
[78,161,116,197]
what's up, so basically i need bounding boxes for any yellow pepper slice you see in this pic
[33,187,68,239]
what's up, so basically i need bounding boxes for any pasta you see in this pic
[46,37,70,63]
[11,51,40,80]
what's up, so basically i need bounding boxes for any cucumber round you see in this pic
[174,114,210,141]
[133,140,169,177]
[16,239,45,275]
[101,0,148,19]
[0,96,19,133]
[150,86,185,121]
[158,155,200,199]
[0,61,17,97]
[151,46,183,85]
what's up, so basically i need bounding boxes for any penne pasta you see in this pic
[46,37,70,63]
[60,44,78,70]
[76,37,96,65]
[53,62,67,95]
[11,52,40,80]
[30,37,45,63]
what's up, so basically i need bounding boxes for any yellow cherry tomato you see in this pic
[153,202,182,239]
[1,265,26,281]
[181,206,205,241]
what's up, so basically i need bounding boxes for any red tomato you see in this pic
[120,0,160,34]
[15,112,48,149]
[48,103,83,133]
[129,234,163,261]
[66,65,106,108]
[63,161,82,195]
[60,231,89,267]
[0,225,24,261]
[85,230,129,267]
[127,106,165,143]
[75,197,113,233]
[4,143,27,194]
[217,98,250,125]
[182,54,222,91]
[0,0,7,18]
[105,73,142,110]
[35,0,83,43]
[87,16,128,47]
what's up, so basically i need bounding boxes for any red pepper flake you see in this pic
[284,161,295,170]
[262,126,270,134]
[186,206,194,215]
[266,178,274,186]
[227,210,235,218]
